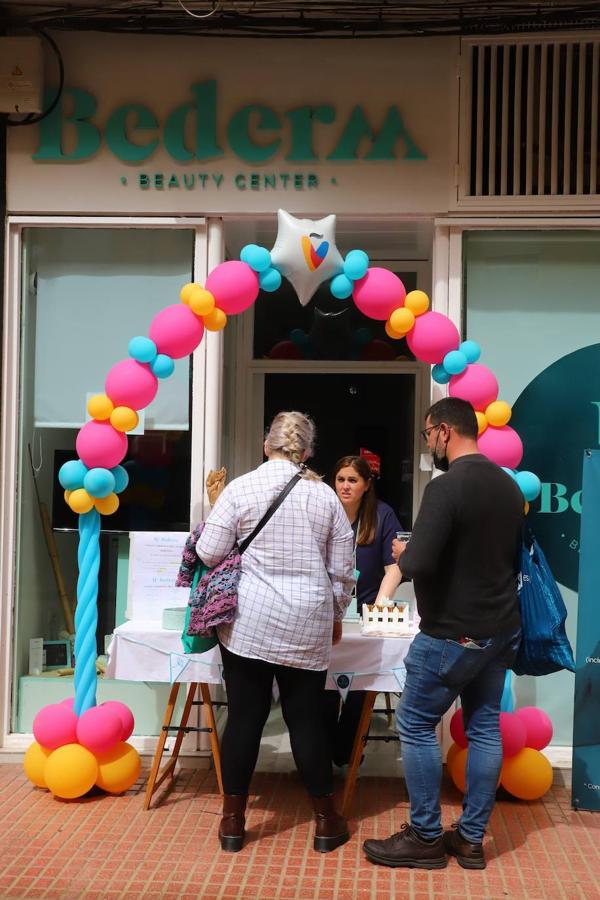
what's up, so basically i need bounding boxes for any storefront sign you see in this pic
[34,79,426,169]
[512,343,600,591]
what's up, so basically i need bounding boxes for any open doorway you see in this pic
[264,372,415,526]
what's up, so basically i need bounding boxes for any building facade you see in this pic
[2,29,600,762]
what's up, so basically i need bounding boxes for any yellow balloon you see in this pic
[189,287,216,317]
[385,320,403,340]
[389,307,415,335]
[87,393,114,421]
[446,741,461,769]
[96,742,141,794]
[68,488,94,515]
[501,748,553,800]
[64,489,72,503]
[203,307,228,332]
[524,501,530,515]
[179,282,197,305]
[110,406,139,433]
[486,400,512,427]
[475,411,488,436]
[404,290,430,316]
[24,741,52,788]
[95,493,120,516]
[448,747,468,793]
[44,744,98,799]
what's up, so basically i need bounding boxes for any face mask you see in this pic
[432,431,449,472]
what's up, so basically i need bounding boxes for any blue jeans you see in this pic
[396,627,521,843]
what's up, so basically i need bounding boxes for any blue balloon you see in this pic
[58,459,89,491]
[111,465,130,494]
[289,328,309,348]
[432,364,451,385]
[443,350,468,376]
[241,244,272,273]
[500,670,514,712]
[353,327,372,347]
[515,470,542,502]
[128,336,157,364]
[259,267,282,292]
[151,354,175,379]
[501,466,516,479]
[343,250,369,281]
[83,468,116,499]
[460,340,481,364]
[330,273,354,299]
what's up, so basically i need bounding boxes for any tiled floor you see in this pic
[1,705,599,900]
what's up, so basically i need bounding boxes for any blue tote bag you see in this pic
[512,528,576,676]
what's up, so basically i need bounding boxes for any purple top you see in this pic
[353,500,403,612]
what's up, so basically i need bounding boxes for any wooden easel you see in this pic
[144,681,224,810]
[341,691,400,817]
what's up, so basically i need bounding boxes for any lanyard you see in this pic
[352,518,361,600]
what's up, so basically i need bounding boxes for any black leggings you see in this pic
[220,644,333,797]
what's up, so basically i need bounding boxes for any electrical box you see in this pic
[0,37,44,114]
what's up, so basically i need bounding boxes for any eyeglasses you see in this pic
[420,425,440,441]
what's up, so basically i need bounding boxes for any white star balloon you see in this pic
[270,209,344,306]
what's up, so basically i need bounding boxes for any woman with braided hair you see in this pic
[197,411,355,854]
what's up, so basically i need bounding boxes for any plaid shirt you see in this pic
[196,459,355,670]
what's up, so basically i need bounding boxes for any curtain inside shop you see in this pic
[29,228,193,429]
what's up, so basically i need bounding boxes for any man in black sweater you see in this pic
[363,398,523,871]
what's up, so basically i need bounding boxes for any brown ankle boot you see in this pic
[312,795,350,853]
[219,794,247,852]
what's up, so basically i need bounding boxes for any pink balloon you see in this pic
[76,706,123,754]
[59,698,75,709]
[499,711,527,757]
[76,420,128,469]
[448,364,499,411]
[406,311,460,364]
[515,706,553,751]
[478,425,524,469]
[105,359,158,410]
[449,708,468,748]
[33,703,78,750]
[149,304,205,359]
[205,261,260,315]
[352,268,406,321]
[101,700,134,742]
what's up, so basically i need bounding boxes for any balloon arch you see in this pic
[23,209,541,800]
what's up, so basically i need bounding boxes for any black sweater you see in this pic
[401,454,523,640]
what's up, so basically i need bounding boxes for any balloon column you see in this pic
[447,703,554,800]
[24,208,541,799]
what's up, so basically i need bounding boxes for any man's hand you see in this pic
[206,467,227,506]
[392,539,407,563]
[332,620,343,645]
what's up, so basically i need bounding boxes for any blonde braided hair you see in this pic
[264,411,321,481]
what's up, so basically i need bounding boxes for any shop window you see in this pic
[13,227,194,733]
[253,273,417,362]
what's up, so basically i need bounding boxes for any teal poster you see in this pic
[572,449,600,811]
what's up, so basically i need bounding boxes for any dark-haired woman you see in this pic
[325,455,403,766]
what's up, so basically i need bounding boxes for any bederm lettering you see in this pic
[33,80,426,165]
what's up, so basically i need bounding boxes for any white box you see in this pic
[0,37,43,113]
[28,638,44,676]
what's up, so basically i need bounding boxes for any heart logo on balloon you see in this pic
[301,234,329,271]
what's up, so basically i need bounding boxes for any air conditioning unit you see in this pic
[0,37,43,114]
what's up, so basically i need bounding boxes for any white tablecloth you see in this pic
[106,620,415,693]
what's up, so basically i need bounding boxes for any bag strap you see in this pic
[239,470,303,555]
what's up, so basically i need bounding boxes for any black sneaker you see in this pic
[363,823,447,869]
[443,824,486,869]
